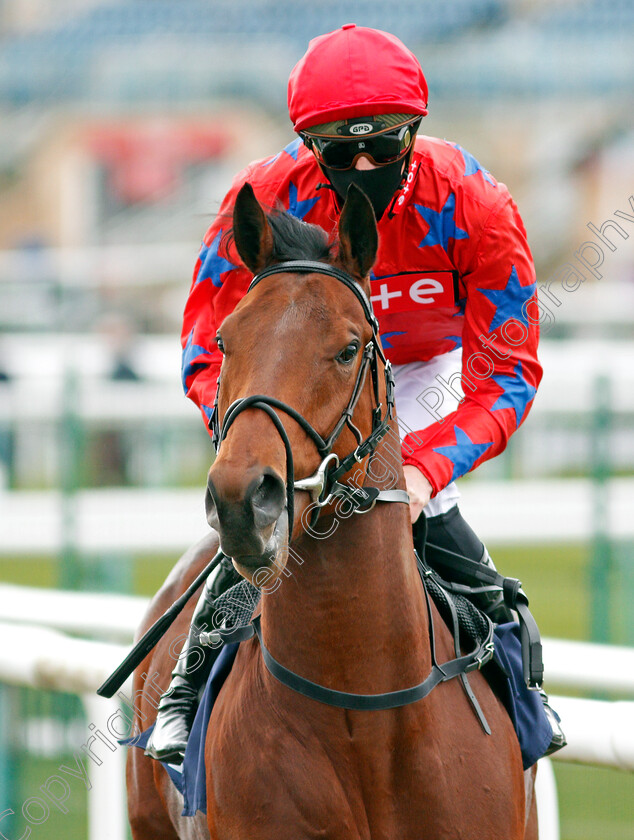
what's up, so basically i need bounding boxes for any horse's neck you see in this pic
[260,497,431,693]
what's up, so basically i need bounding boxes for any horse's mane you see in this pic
[267,207,333,263]
[220,202,334,266]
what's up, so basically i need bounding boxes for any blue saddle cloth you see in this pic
[123,621,553,817]
[122,642,239,814]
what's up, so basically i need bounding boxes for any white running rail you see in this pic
[2,590,634,840]
[3,478,634,556]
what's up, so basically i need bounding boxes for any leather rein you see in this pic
[208,260,496,713]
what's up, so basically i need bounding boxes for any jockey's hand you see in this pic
[403,465,433,524]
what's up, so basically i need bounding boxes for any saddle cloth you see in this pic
[124,574,553,817]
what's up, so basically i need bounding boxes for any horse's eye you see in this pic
[216,335,225,354]
[336,341,359,365]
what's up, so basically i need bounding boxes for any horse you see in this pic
[126,182,537,839]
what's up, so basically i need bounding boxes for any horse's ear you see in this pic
[337,184,378,280]
[233,183,275,274]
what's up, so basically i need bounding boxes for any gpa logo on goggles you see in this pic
[337,118,387,137]
[348,123,374,135]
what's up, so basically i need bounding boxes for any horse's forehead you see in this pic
[236,273,362,327]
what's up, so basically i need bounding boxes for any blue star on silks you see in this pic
[454,297,467,316]
[261,138,302,168]
[415,193,469,251]
[380,331,406,349]
[181,328,212,394]
[490,361,537,429]
[433,426,493,483]
[287,181,319,220]
[477,266,537,333]
[450,143,496,187]
[196,231,237,288]
[283,138,302,161]
[442,334,463,350]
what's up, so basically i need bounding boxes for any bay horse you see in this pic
[126,183,537,839]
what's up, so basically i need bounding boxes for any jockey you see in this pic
[146,24,565,764]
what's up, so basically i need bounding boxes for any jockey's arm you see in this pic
[180,166,268,428]
[400,192,542,500]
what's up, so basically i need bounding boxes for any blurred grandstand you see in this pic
[0,0,631,500]
[0,0,632,325]
[0,4,633,839]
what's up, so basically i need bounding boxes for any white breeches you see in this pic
[393,348,463,518]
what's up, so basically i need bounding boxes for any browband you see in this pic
[249,260,379,333]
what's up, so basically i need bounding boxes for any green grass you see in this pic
[0,554,176,597]
[15,755,88,840]
[0,556,60,589]
[0,541,596,637]
[492,542,591,641]
[2,542,633,839]
[554,763,634,840]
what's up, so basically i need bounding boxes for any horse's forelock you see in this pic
[267,207,333,264]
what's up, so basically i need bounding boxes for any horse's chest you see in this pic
[206,702,442,839]
[205,667,522,838]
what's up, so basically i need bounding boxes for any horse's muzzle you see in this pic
[205,467,286,565]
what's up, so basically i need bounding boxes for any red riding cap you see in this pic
[288,24,429,133]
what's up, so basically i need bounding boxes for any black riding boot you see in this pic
[145,557,241,764]
[413,505,514,624]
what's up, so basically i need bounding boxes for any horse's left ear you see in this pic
[337,184,378,280]
[233,182,275,274]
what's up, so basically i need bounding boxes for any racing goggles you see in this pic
[302,120,420,171]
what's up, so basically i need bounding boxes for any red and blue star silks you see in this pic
[180,134,542,498]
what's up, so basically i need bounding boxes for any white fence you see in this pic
[1,337,634,555]
[1,337,634,404]
[2,477,634,556]
[1,337,634,489]
[1,587,634,840]
[0,621,131,840]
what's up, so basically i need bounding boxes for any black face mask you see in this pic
[322,157,406,221]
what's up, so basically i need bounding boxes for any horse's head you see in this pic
[206,182,392,580]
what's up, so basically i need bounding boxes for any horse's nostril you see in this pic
[250,472,286,529]
[205,481,220,530]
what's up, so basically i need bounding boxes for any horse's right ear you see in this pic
[233,183,274,274]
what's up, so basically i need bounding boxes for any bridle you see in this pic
[207,259,499,715]
[208,259,409,533]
